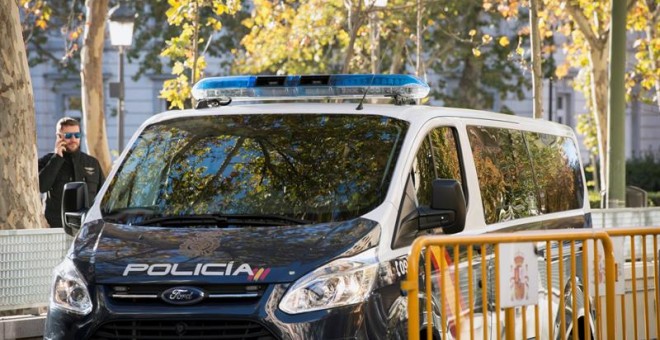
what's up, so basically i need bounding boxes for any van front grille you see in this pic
[91,319,277,340]
[107,284,266,305]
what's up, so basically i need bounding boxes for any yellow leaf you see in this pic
[172,62,185,75]
[469,29,477,37]
[165,6,178,20]
[516,47,524,56]
[472,48,482,57]
[579,56,589,67]
[482,34,492,44]
[171,99,183,110]
[214,3,229,15]
[641,78,654,90]
[36,19,47,29]
[555,64,569,79]
[499,36,510,47]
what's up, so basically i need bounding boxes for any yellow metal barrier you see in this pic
[402,229,617,340]
[603,226,660,340]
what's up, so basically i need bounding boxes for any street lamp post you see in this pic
[108,2,135,152]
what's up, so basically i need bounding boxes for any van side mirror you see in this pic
[61,181,90,236]
[418,179,466,234]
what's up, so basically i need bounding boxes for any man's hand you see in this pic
[54,135,66,157]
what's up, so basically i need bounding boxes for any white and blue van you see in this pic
[45,74,590,339]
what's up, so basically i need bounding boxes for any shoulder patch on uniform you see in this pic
[84,167,95,175]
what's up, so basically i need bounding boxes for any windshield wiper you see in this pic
[137,214,310,227]
[225,214,311,226]
[138,214,229,227]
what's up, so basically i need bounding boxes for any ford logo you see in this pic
[160,286,206,305]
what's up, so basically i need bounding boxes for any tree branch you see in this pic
[564,1,603,50]
[628,0,637,13]
[423,41,454,72]
[29,41,65,65]
[648,0,660,21]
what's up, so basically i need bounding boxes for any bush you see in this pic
[583,150,660,208]
[584,150,660,192]
[627,150,660,191]
[588,190,660,208]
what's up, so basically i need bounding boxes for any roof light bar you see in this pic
[192,74,430,102]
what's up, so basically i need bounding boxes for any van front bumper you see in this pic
[44,284,391,340]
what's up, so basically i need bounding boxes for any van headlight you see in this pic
[50,258,92,315]
[279,249,378,314]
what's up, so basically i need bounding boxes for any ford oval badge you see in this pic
[160,287,206,305]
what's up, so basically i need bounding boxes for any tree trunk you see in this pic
[530,0,543,119]
[388,32,406,74]
[452,3,484,110]
[456,54,484,109]
[342,1,363,73]
[191,0,200,87]
[0,2,44,230]
[589,46,610,193]
[368,11,380,74]
[80,0,112,175]
[415,0,422,77]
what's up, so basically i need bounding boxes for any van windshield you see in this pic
[100,114,408,225]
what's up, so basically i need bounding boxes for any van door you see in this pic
[393,126,466,249]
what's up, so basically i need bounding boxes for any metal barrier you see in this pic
[603,226,660,340]
[402,229,617,340]
[0,229,71,312]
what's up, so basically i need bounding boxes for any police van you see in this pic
[45,74,590,339]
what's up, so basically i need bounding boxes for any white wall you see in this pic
[593,208,660,228]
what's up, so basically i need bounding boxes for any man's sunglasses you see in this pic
[62,132,81,139]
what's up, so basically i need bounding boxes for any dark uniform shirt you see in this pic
[38,150,105,228]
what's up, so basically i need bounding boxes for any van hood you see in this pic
[72,218,380,284]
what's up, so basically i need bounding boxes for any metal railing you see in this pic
[0,229,70,312]
[603,226,660,340]
[403,229,617,340]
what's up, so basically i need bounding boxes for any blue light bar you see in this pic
[192,74,430,102]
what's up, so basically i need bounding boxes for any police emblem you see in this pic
[179,234,220,257]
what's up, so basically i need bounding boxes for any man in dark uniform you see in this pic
[38,117,105,228]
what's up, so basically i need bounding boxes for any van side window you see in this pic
[411,136,434,207]
[467,126,539,224]
[413,127,464,208]
[525,132,584,213]
[430,127,463,188]
[394,127,463,249]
